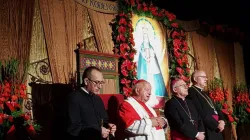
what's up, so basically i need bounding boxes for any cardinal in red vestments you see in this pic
[118,79,167,140]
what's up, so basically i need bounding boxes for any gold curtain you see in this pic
[214,39,236,140]
[0,0,35,79]
[87,9,116,54]
[234,42,246,84]
[87,9,117,93]
[29,0,52,83]
[39,0,92,83]
[189,32,216,80]
[214,39,235,106]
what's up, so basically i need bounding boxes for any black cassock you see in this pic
[66,88,109,140]
[187,86,224,140]
[164,96,204,140]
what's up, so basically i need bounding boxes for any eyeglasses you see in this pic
[174,84,188,88]
[88,78,105,86]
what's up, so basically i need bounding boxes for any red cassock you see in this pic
[118,97,166,140]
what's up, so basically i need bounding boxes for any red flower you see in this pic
[26,125,36,135]
[171,23,178,28]
[176,67,184,75]
[182,41,188,50]
[118,26,126,34]
[158,9,165,17]
[11,95,18,101]
[129,0,135,6]
[174,50,182,58]
[123,87,132,97]
[0,113,4,125]
[119,18,127,25]
[0,97,5,102]
[6,101,15,112]
[129,37,135,46]
[181,55,188,64]
[116,34,126,42]
[227,115,234,122]
[121,52,129,59]
[180,75,189,82]
[142,3,148,11]
[121,60,133,70]
[137,4,142,10]
[121,78,131,87]
[20,83,27,90]
[177,59,183,66]
[165,11,176,21]
[223,103,228,109]
[149,5,158,16]
[180,30,185,37]
[8,116,13,122]
[221,109,229,115]
[120,43,129,53]
[119,13,127,17]
[246,108,250,113]
[171,31,180,38]
[173,39,182,48]
[0,103,3,109]
[132,70,137,76]
[121,68,128,77]
[129,51,135,59]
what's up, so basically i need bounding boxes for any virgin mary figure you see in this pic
[136,25,167,107]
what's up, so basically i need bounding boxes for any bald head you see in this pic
[191,70,208,89]
[132,79,152,102]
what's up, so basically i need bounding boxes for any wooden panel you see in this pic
[75,49,120,93]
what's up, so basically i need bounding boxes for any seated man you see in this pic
[66,66,116,140]
[118,79,167,140]
[164,79,205,140]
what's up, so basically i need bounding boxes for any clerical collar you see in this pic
[193,85,204,91]
[132,97,145,104]
[173,95,185,101]
[81,87,90,94]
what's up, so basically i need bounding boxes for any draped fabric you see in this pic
[39,0,95,84]
[189,32,216,81]
[214,39,235,107]
[0,0,35,79]
[214,39,236,140]
[39,0,77,83]
[87,9,119,93]
[87,9,116,54]
[234,42,246,84]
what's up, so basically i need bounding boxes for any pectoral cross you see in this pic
[190,119,194,125]
[214,110,218,114]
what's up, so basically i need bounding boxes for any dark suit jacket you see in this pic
[165,96,204,139]
[66,88,109,140]
[187,86,224,140]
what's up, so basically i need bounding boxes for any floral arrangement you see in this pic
[199,22,245,42]
[208,78,236,125]
[0,59,40,139]
[233,84,250,125]
[110,0,190,96]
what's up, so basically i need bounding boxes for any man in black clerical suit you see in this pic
[66,66,116,140]
[187,70,225,140]
[165,79,205,140]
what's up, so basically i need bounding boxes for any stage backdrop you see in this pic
[132,15,169,108]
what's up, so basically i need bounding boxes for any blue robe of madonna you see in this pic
[137,43,167,97]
